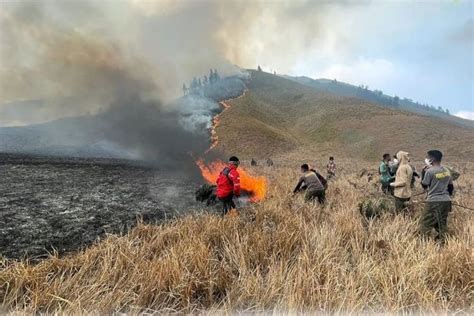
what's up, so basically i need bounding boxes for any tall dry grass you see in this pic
[1,164,473,314]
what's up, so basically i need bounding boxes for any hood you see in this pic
[396,151,410,165]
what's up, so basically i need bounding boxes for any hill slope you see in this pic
[216,70,474,162]
[286,75,474,128]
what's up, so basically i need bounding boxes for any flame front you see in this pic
[196,159,267,202]
[206,90,247,153]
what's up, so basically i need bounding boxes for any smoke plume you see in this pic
[0,0,344,164]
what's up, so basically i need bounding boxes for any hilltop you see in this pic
[215,70,474,162]
[287,75,473,128]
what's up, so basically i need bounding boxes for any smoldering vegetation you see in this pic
[0,75,247,164]
[0,0,250,262]
[0,74,247,260]
[0,153,213,260]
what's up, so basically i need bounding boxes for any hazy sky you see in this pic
[1,0,473,124]
[249,1,473,119]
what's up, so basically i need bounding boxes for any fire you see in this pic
[206,90,248,153]
[206,101,228,153]
[196,159,267,202]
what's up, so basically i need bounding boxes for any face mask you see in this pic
[424,158,432,166]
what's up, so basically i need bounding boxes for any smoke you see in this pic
[0,0,351,114]
[0,0,347,165]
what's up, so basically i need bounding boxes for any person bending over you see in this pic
[293,164,326,204]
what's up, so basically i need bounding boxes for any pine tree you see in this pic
[182,83,187,96]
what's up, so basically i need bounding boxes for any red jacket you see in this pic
[216,164,240,198]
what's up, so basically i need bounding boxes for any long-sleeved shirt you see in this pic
[379,161,393,185]
[293,171,324,193]
[390,151,413,199]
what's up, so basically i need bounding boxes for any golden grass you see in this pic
[1,162,473,314]
[216,71,474,161]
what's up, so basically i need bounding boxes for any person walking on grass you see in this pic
[420,150,454,244]
[379,153,394,194]
[293,164,326,204]
[326,156,337,179]
[216,156,241,216]
[390,151,413,213]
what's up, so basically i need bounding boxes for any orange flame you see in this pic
[206,90,248,153]
[196,159,267,202]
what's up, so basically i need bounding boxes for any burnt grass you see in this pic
[0,153,204,260]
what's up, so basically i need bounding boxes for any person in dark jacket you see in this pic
[266,158,274,166]
[216,156,241,215]
[293,164,326,204]
[379,153,394,194]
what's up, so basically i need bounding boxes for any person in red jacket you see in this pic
[216,156,241,215]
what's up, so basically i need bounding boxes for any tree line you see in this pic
[183,69,221,96]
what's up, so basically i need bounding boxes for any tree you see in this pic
[209,69,214,84]
[258,65,262,72]
[182,83,188,96]
[392,96,399,106]
[445,108,450,115]
[437,106,443,112]
[203,75,208,85]
[214,69,220,81]
[191,77,198,90]
[198,78,202,88]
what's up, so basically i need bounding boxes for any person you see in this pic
[251,158,257,166]
[216,156,241,215]
[410,164,420,189]
[326,156,337,179]
[293,164,326,204]
[420,150,454,243]
[389,154,399,176]
[390,151,413,213]
[379,153,394,194]
[266,158,274,167]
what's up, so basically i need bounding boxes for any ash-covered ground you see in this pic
[0,153,208,260]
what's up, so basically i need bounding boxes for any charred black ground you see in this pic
[0,75,247,260]
[0,153,213,260]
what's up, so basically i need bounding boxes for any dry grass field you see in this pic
[1,158,472,314]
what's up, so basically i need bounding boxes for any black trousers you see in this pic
[394,197,410,213]
[305,188,326,204]
[219,194,235,215]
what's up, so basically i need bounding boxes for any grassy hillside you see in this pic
[216,70,474,163]
[287,75,474,128]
